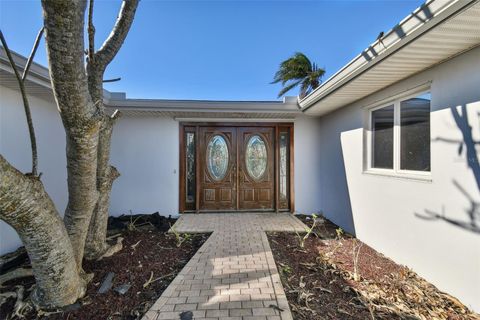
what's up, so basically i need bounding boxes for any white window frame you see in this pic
[364,88,432,181]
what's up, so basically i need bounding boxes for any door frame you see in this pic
[179,122,294,213]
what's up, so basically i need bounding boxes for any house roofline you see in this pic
[299,0,480,111]
[106,96,300,113]
[3,0,477,116]
[0,46,299,111]
[0,48,52,89]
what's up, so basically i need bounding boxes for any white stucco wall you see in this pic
[318,46,480,311]
[109,116,322,217]
[293,116,322,214]
[109,116,179,217]
[0,86,68,254]
[0,87,181,254]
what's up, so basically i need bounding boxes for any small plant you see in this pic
[335,227,344,239]
[295,213,319,248]
[324,227,345,260]
[279,263,292,276]
[169,224,191,247]
[127,210,142,231]
[296,276,314,309]
[352,239,363,282]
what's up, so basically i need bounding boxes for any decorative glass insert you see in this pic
[207,135,229,181]
[185,132,195,203]
[400,93,431,171]
[279,132,289,201]
[245,135,267,180]
[372,105,394,169]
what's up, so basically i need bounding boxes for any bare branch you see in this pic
[0,268,33,286]
[87,0,95,61]
[110,109,120,119]
[103,77,121,83]
[95,0,139,68]
[0,30,38,176]
[22,27,44,82]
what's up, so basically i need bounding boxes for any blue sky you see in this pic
[0,0,423,100]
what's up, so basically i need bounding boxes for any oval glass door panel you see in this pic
[207,135,229,180]
[246,135,267,180]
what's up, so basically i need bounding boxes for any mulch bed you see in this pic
[1,214,209,320]
[268,215,480,320]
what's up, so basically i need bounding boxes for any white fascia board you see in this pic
[105,98,301,114]
[0,48,52,89]
[174,117,295,122]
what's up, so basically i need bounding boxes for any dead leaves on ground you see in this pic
[275,237,478,320]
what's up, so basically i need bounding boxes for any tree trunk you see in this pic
[63,129,100,268]
[42,0,100,268]
[83,0,139,260]
[0,155,85,308]
[85,113,121,259]
[83,62,122,260]
[85,162,121,259]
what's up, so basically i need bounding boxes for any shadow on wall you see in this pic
[415,105,480,234]
[335,120,363,236]
[338,135,356,236]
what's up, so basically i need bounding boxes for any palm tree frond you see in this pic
[299,79,311,99]
[272,52,325,98]
[293,52,312,68]
[277,80,302,98]
[311,67,325,79]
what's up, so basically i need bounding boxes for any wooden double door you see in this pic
[180,123,293,212]
[199,126,274,211]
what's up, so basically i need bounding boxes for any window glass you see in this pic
[372,105,394,169]
[400,93,431,171]
[279,132,289,201]
[207,135,229,180]
[185,132,195,203]
[245,135,268,180]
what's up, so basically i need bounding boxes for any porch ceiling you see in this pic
[104,97,301,119]
[300,0,480,116]
[107,110,299,120]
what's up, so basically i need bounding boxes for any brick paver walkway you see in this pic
[143,213,307,320]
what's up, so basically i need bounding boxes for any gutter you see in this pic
[106,97,300,113]
[299,0,479,111]
[0,47,52,89]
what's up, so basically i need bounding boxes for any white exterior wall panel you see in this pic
[109,116,180,217]
[293,116,323,215]
[318,46,480,311]
[0,87,67,253]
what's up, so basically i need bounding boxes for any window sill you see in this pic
[363,169,432,183]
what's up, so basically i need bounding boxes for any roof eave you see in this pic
[298,0,478,111]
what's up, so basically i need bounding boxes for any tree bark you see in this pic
[84,63,122,259]
[84,0,139,260]
[63,130,100,268]
[84,114,121,259]
[0,155,85,309]
[42,0,100,268]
